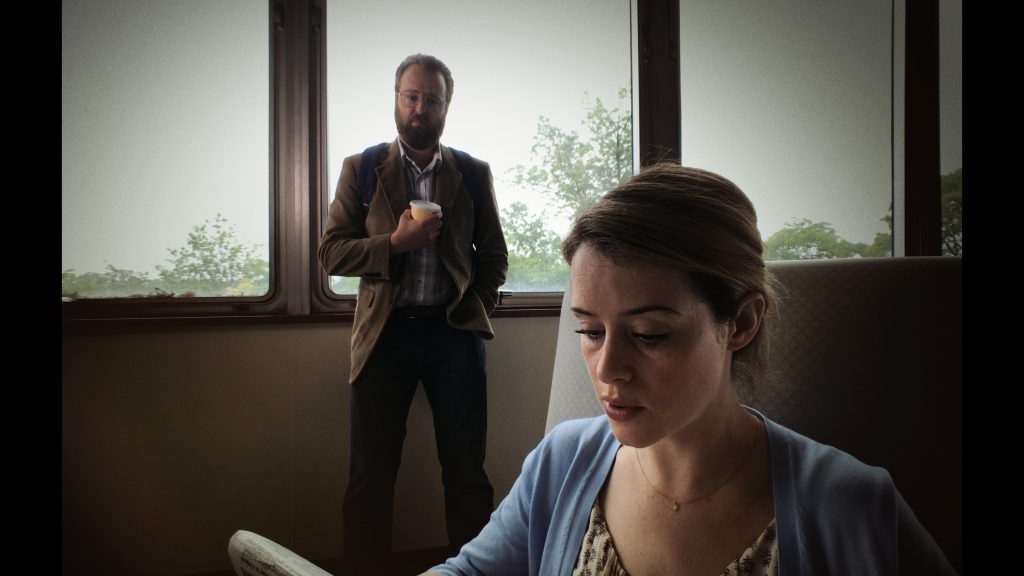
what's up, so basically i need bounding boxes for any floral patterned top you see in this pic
[571,501,778,576]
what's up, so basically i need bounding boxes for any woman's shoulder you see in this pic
[754,412,957,574]
[762,416,894,493]
[759,411,901,543]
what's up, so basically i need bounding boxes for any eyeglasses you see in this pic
[397,90,445,111]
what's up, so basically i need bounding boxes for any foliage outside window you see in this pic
[500,90,633,292]
[940,168,962,256]
[62,215,269,299]
[763,166,961,261]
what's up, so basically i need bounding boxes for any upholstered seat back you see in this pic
[545,256,961,571]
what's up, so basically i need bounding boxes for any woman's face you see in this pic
[570,243,739,449]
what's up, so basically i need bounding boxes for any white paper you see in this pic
[227,530,333,576]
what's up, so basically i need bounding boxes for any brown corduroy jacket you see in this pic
[318,139,508,383]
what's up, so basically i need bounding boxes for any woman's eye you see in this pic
[574,329,604,341]
[633,332,668,346]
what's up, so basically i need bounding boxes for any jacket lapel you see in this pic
[433,145,464,215]
[377,139,410,221]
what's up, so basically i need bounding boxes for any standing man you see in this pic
[318,54,508,568]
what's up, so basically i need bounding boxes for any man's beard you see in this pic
[396,108,445,151]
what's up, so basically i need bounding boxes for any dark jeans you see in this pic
[342,314,493,568]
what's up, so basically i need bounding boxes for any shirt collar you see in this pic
[398,140,443,174]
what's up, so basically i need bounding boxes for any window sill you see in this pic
[61,291,563,330]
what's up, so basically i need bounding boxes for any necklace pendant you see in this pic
[671,501,679,512]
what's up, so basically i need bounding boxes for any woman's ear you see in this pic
[727,292,766,351]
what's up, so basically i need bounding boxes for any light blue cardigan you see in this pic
[430,411,957,575]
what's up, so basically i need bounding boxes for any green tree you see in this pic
[157,213,268,296]
[498,88,631,291]
[941,168,962,256]
[62,264,156,299]
[864,202,893,257]
[63,214,269,299]
[102,265,154,295]
[763,218,869,261]
[508,88,632,221]
[499,201,567,291]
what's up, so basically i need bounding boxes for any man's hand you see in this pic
[389,209,442,255]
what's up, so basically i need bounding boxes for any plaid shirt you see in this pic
[395,143,456,307]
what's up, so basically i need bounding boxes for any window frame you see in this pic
[62,0,310,321]
[61,0,944,324]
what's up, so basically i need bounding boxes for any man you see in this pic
[318,54,508,567]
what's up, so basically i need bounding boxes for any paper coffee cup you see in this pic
[410,200,442,220]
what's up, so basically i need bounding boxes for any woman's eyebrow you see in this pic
[621,305,681,317]
[571,305,681,317]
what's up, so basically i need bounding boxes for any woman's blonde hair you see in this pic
[562,163,777,387]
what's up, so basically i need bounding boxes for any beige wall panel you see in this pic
[62,316,559,575]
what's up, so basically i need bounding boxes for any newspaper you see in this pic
[228,530,333,576]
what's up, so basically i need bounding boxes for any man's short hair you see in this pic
[394,54,454,104]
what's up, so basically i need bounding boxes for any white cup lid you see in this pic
[410,200,442,211]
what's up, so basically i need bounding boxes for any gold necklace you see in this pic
[634,418,763,513]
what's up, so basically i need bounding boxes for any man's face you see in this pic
[394,64,448,151]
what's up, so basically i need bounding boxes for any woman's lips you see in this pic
[602,399,644,422]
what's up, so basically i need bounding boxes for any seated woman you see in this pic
[425,164,957,576]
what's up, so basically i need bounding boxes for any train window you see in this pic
[679,0,896,260]
[940,0,962,256]
[62,0,951,319]
[62,0,270,300]
[323,0,634,298]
